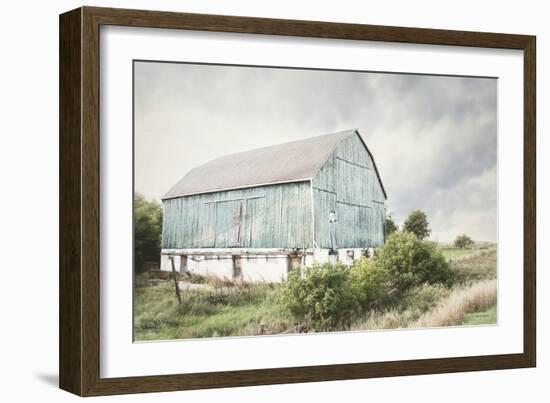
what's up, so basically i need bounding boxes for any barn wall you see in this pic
[162,182,313,249]
[160,252,334,283]
[312,133,385,249]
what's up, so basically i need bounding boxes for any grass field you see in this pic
[134,243,497,341]
[438,243,493,261]
[135,280,294,340]
[462,304,497,325]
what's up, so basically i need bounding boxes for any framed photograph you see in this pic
[59,6,536,396]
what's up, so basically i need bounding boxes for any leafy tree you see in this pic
[385,214,398,238]
[134,193,163,272]
[403,209,431,240]
[454,234,474,249]
[374,232,454,295]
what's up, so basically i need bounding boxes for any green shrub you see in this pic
[375,232,455,295]
[350,258,389,309]
[277,263,358,331]
[398,284,450,313]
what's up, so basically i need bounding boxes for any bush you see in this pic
[279,233,462,332]
[278,263,358,330]
[350,258,389,309]
[398,284,450,313]
[375,232,455,295]
[454,234,474,249]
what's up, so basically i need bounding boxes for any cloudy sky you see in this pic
[134,61,497,243]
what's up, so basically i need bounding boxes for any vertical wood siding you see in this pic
[162,182,312,249]
[162,132,384,252]
[312,133,385,249]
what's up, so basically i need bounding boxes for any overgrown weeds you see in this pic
[352,280,496,330]
[134,278,292,340]
[450,249,497,284]
[135,243,497,340]
[412,279,496,327]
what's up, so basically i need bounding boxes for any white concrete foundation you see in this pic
[161,253,289,282]
[160,247,371,282]
[337,248,364,266]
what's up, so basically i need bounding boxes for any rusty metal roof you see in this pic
[163,129,386,199]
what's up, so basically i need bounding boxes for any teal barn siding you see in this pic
[161,129,385,254]
[312,133,386,249]
[162,182,313,249]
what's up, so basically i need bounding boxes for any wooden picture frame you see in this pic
[59,6,536,396]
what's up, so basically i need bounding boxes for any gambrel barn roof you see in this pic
[163,129,387,200]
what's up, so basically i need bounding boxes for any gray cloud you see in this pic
[134,61,497,242]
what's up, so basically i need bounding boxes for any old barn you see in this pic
[160,129,387,281]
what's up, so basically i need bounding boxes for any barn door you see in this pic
[314,190,336,250]
[213,200,246,248]
[242,196,266,248]
[234,201,245,247]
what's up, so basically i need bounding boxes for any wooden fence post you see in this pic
[170,256,182,305]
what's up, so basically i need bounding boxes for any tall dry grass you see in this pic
[412,279,496,328]
[352,279,497,331]
[450,249,497,282]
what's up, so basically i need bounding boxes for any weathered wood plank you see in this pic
[312,132,385,248]
[162,182,313,249]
